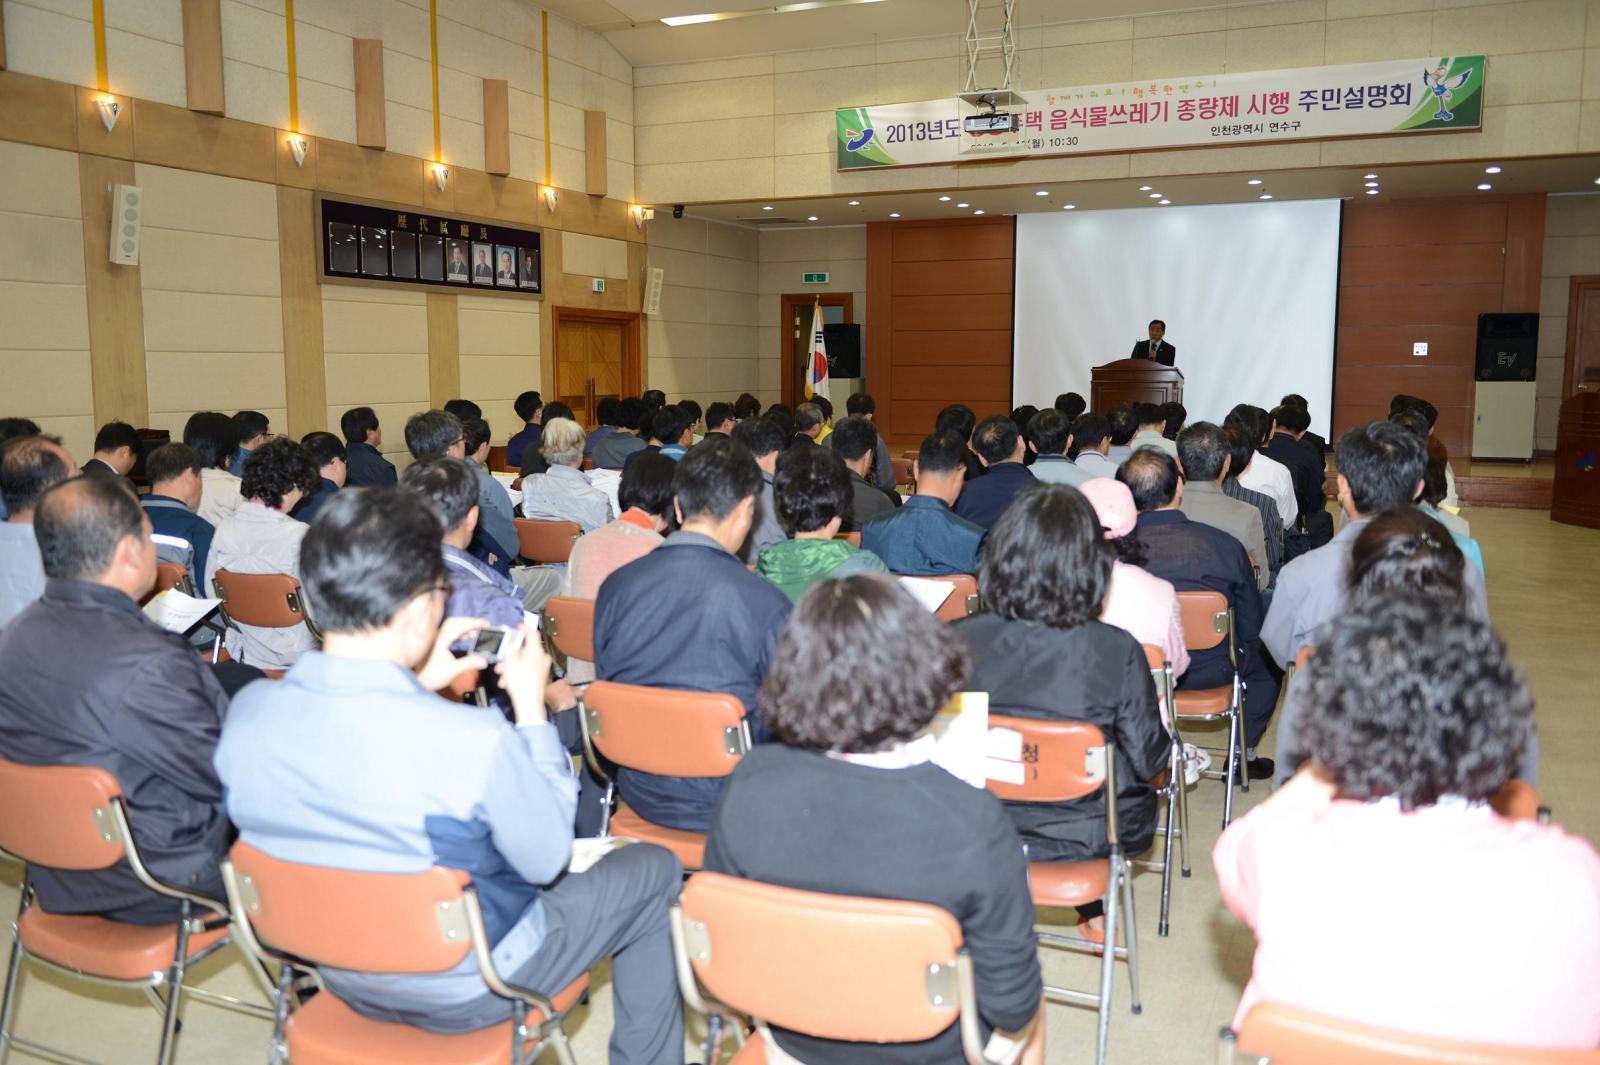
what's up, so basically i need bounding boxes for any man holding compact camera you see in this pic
[215,489,685,1063]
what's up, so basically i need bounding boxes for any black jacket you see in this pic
[1129,339,1176,366]
[1264,431,1327,528]
[0,580,231,915]
[954,613,1169,861]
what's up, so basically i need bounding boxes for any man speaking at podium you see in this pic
[1130,319,1176,366]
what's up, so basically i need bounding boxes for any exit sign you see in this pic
[803,271,830,284]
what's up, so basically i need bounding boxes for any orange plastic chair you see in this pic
[1173,590,1245,827]
[0,760,271,1065]
[439,666,488,710]
[672,872,1043,1065]
[1222,1001,1600,1064]
[986,718,1132,1065]
[212,569,323,642]
[514,518,581,564]
[890,456,915,488]
[834,531,862,548]
[1137,643,1189,939]
[486,445,513,473]
[542,596,596,667]
[578,681,750,869]
[912,573,982,623]
[222,841,587,1065]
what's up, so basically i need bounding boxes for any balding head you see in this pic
[33,476,155,599]
[1118,449,1183,513]
[1,435,73,521]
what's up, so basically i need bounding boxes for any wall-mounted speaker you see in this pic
[1475,312,1537,382]
[643,266,665,315]
[109,184,143,267]
[823,323,862,378]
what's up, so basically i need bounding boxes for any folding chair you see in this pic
[542,595,595,678]
[891,456,915,489]
[439,666,489,710]
[221,841,588,1065]
[671,872,1043,1065]
[514,518,581,565]
[578,681,749,869]
[1132,643,1189,938]
[0,760,272,1065]
[152,561,191,597]
[986,718,1135,1065]
[909,573,982,623]
[1220,1001,1600,1064]
[834,531,862,548]
[1172,590,1245,828]
[212,569,323,644]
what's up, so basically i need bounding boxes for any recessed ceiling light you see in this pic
[1247,178,1262,185]
[1477,183,1492,191]
[1484,165,1502,174]
[956,202,969,208]
[889,212,900,218]
[938,195,951,202]
[1364,181,1379,188]
[1365,188,1379,195]
[847,200,860,206]
[1035,190,1049,197]
[1259,194,1273,200]
[1148,193,1161,199]
[1594,177,1600,185]
[1138,185,1152,191]
[660,13,718,26]
[1159,199,1171,205]
[807,215,819,221]
[1063,204,1076,210]
[1363,173,1377,179]
[973,209,985,215]
[761,205,773,211]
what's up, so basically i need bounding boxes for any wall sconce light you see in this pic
[286,133,309,167]
[542,186,558,211]
[430,162,450,193]
[631,205,654,229]
[95,94,123,133]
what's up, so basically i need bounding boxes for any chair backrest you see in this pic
[986,715,1107,805]
[515,517,582,564]
[224,841,474,974]
[1293,644,1314,672]
[1489,779,1542,821]
[486,444,512,473]
[923,573,981,622]
[153,561,189,596]
[543,596,595,662]
[677,872,965,1044]
[1175,590,1230,654]
[835,530,862,548]
[0,760,126,870]
[890,456,915,485]
[213,569,310,629]
[1231,1002,1600,1065]
[581,681,748,778]
[438,667,483,702]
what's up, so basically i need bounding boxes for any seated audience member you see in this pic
[1055,391,1087,421]
[1176,422,1269,591]
[81,421,141,486]
[1221,426,1284,579]
[216,490,684,1057]
[207,436,320,669]
[140,443,214,595]
[1392,394,1457,507]
[585,397,625,459]
[791,402,825,449]
[593,438,792,831]
[340,406,396,487]
[0,436,73,627]
[1028,408,1092,487]
[954,415,1035,529]
[733,392,762,422]
[1129,403,1177,457]
[1280,393,1327,459]
[1070,413,1119,479]
[764,403,796,440]
[443,398,482,424]
[956,485,1170,938]
[543,401,576,425]
[812,396,834,444]
[228,410,272,477]
[830,415,895,531]
[1161,401,1187,440]
[1105,405,1138,464]
[732,415,788,564]
[641,389,666,412]
[703,402,736,439]
[627,405,693,469]
[290,431,346,524]
[861,431,984,577]
[1225,405,1298,531]
[1079,478,1189,681]
[1215,594,1599,1048]
[0,419,43,521]
[678,399,704,444]
[592,397,650,470]
[520,417,613,532]
[1263,420,1487,670]
[0,476,231,921]
[1265,403,1332,548]
[1010,405,1040,450]
[841,391,898,493]
[706,575,1043,1063]
[184,411,243,527]
[935,403,985,481]
[1393,410,1484,575]
[401,457,524,635]
[505,390,544,468]
[758,446,887,603]
[1123,450,1279,779]
[460,416,520,560]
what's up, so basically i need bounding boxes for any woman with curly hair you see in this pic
[703,575,1042,1064]
[206,436,320,669]
[1215,594,1600,1047]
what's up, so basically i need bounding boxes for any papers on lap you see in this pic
[897,575,954,613]
[142,589,223,635]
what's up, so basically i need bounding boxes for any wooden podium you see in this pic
[1551,390,1600,529]
[1090,358,1184,412]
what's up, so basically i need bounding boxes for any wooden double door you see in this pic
[553,308,640,427]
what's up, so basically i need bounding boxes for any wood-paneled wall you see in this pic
[1334,194,1545,459]
[866,217,1014,446]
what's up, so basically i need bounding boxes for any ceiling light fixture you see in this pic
[938,195,951,202]
[1365,188,1380,195]
[1477,183,1492,190]
[1138,185,1152,191]
[1035,190,1049,197]
[761,205,773,211]
[974,209,985,215]
[1365,181,1379,188]
[661,0,888,28]
[1485,165,1502,174]
[1364,173,1377,179]
[847,200,860,206]
[1148,193,1161,199]
[1259,194,1273,200]
[1063,204,1076,210]
[807,215,819,221]
[1159,199,1171,205]
[1247,178,1262,185]
[956,202,969,208]
[889,212,901,218]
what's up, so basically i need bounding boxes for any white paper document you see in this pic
[897,575,954,613]
[143,589,223,635]
[490,471,523,508]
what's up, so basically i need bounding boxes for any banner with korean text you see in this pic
[835,55,1483,170]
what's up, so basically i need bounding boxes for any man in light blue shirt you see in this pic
[1025,408,1092,487]
[1068,412,1121,480]
[215,489,683,1060]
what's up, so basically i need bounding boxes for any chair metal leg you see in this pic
[0,920,25,1059]
[1093,860,1119,1065]
[155,907,191,1065]
[267,961,293,1065]
[1158,788,1175,938]
[1221,712,1240,829]
[1177,754,1193,877]
[704,1013,725,1063]
[1120,860,1142,1015]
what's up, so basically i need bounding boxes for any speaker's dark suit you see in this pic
[1129,339,1176,366]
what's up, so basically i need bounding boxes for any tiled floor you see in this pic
[0,506,1593,1064]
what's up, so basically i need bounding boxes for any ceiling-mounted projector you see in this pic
[964,111,1019,133]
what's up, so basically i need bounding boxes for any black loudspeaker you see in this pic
[1475,313,1538,381]
[824,323,862,378]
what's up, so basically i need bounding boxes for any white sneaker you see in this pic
[1182,743,1211,787]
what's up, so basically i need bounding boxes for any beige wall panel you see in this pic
[2,2,96,88]
[137,228,280,296]
[1485,50,1586,107]
[1225,0,1326,29]
[1431,0,1587,57]
[132,100,276,181]
[1323,12,1433,63]
[134,161,278,238]
[636,116,774,166]
[636,76,774,127]
[105,28,186,109]
[182,0,226,114]
[458,300,539,359]
[219,60,290,132]
[323,352,430,406]
[0,212,86,284]
[1223,24,1326,72]
[353,37,386,150]
[143,290,283,353]
[635,54,774,88]
[146,350,286,412]
[426,292,460,408]
[0,281,90,351]
[316,139,427,205]
[0,71,79,152]
[1,351,93,419]
[1134,9,1228,37]
[637,159,775,204]
[562,232,629,279]
[321,294,428,354]
[276,184,325,438]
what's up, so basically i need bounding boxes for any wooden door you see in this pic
[556,319,625,427]
[778,293,852,408]
[1567,277,1600,396]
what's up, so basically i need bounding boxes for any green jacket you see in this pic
[756,538,888,604]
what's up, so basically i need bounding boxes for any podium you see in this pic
[1090,359,1184,412]
[1551,390,1600,529]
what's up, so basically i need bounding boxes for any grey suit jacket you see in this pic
[1178,480,1269,591]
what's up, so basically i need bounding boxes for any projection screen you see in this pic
[1012,199,1340,438]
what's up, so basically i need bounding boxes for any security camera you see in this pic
[672,205,685,219]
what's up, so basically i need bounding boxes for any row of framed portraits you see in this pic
[319,196,542,297]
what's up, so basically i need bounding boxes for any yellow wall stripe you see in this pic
[91,0,108,91]
[541,10,551,187]
[284,0,299,130]
[428,0,441,160]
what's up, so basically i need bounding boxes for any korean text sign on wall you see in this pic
[835,56,1484,170]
